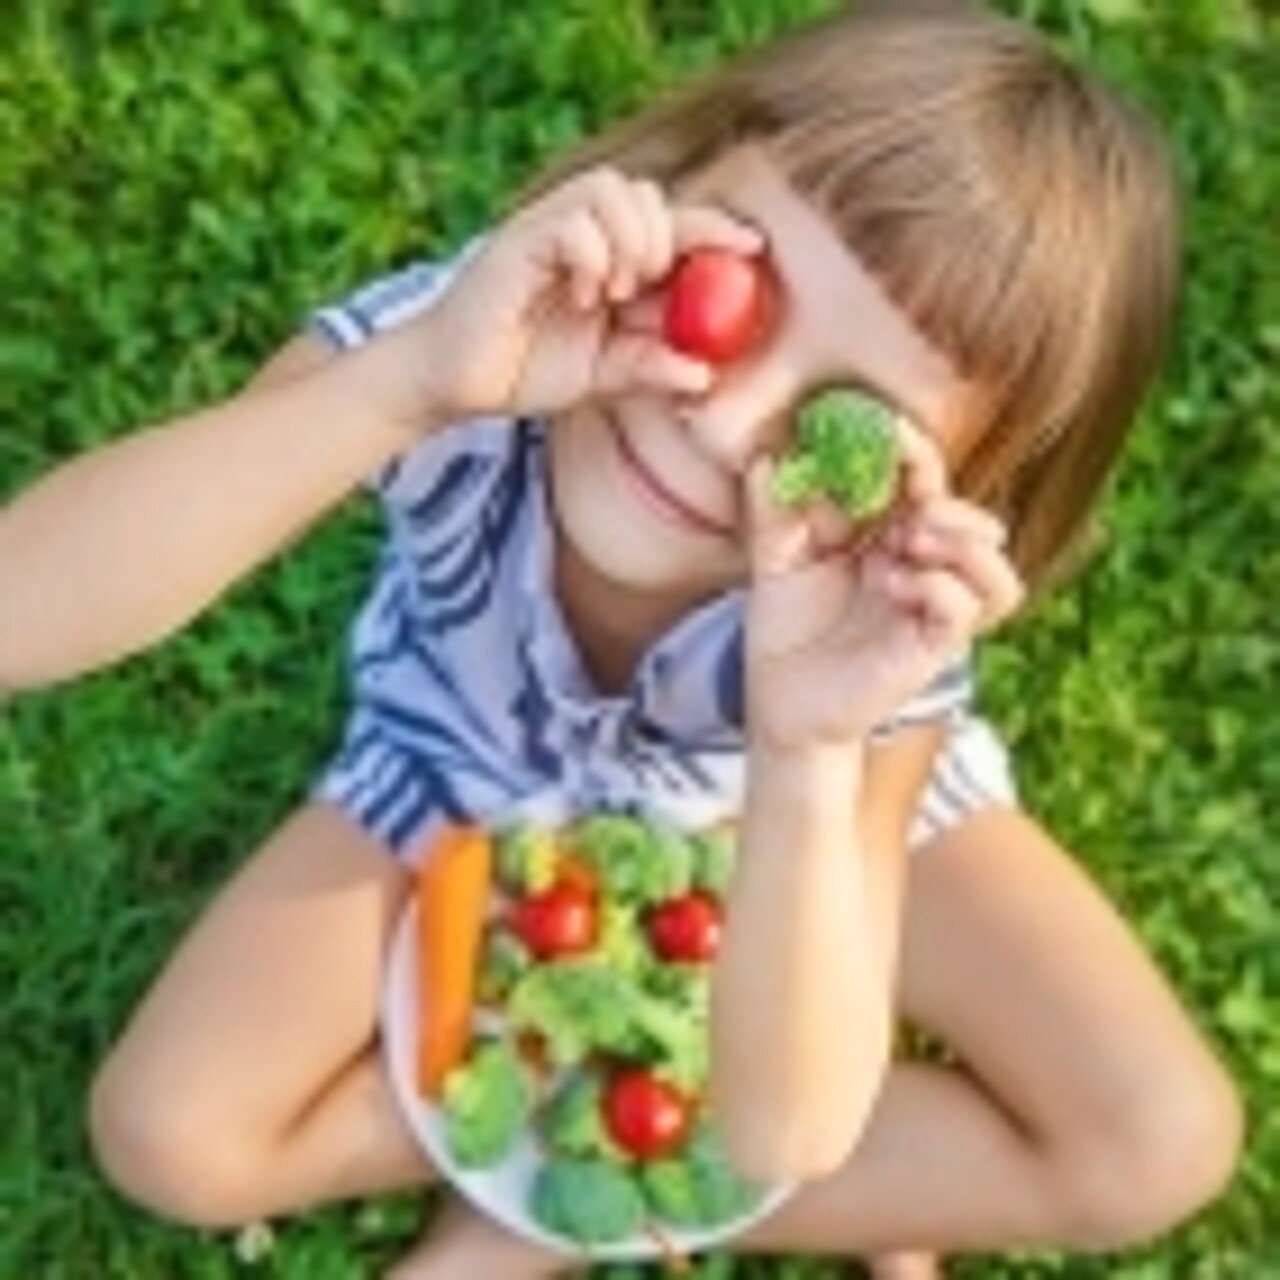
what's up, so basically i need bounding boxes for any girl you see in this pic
[1,2,1240,1277]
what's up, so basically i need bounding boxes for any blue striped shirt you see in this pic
[310,258,974,861]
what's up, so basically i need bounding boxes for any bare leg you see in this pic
[89,803,429,1224]
[733,808,1241,1259]
[388,809,1239,1273]
[90,804,1238,1271]
[383,1197,569,1280]
[866,1251,942,1280]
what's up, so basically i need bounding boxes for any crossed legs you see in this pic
[88,803,1242,1275]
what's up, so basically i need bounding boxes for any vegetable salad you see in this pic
[420,814,764,1248]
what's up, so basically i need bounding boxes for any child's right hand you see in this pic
[411,168,765,424]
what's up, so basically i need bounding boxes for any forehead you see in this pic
[679,145,968,446]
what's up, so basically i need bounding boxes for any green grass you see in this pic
[2,0,1277,1276]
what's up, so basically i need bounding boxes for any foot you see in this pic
[383,1195,571,1280]
[867,1250,944,1280]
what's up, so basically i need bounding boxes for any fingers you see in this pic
[595,332,713,401]
[745,456,816,579]
[517,167,763,313]
[864,553,988,649]
[892,415,949,506]
[671,203,765,258]
[872,499,1024,632]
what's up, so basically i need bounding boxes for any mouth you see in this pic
[610,420,734,539]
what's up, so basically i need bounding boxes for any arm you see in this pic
[711,725,940,1181]
[0,327,431,691]
[0,168,761,694]
[709,434,1022,1182]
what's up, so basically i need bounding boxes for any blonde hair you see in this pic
[529,0,1179,593]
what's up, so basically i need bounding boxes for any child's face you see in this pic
[549,144,970,608]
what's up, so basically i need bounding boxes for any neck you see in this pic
[555,537,705,695]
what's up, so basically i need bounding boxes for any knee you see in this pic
[89,1050,266,1230]
[1053,1057,1245,1251]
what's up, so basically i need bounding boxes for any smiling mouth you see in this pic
[610,422,733,539]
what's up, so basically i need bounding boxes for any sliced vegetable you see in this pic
[440,1037,532,1168]
[567,814,693,908]
[506,954,642,1067]
[641,1125,763,1227]
[477,926,532,1004]
[772,386,901,519]
[494,823,559,895]
[539,1071,617,1161]
[416,824,494,1098]
[687,825,737,897]
[662,248,772,366]
[646,891,723,964]
[531,1157,648,1246]
[508,878,599,960]
[603,1069,694,1162]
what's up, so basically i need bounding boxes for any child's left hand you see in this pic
[743,419,1024,753]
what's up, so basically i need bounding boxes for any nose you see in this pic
[680,356,804,475]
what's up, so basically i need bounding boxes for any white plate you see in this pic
[381,898,794,1262]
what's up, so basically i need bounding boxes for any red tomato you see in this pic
[508,881,597,959]
[646,891,723,963]
[662,248,771,365]
[602,1069,693,1161]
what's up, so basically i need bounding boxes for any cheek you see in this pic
[682,361,804,468]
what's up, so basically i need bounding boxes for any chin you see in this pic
[548,405,743,601]
[557,495,734,601]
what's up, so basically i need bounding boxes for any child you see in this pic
[3,2,1241,1277]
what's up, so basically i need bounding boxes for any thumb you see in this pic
[746,455,813,579]
[595,332,712,399]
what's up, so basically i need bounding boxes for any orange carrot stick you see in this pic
[416,824,493,1098]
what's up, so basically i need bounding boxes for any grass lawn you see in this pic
[2,0,1277,1276]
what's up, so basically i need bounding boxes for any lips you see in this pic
[610,422,733,539]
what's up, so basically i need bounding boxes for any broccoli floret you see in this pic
[506,956,643,1067]
[687,826,737,896]
[530,1156,648,1246]
[596,899,650,979]
[641,1126,763,1228]
[567,814,693,908]
[477,926,532,1004]
[538,1071,619,1160]
[630,986,710,1094]
[494,823,559,894]
[772,387,900,519]
[440,1037,532,1169]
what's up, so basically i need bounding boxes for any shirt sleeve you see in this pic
[871,655,974,739]
[305,245,501,503]
[309,249,475,352]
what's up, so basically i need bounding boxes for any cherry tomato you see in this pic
[508,880,597,959]
[662,248,771,365]
[646,891,723,963]
[602,1069,693,1161]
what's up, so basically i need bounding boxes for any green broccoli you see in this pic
[629,984,710,1094]
[494,823,559,894]
[641,1125,763,1228]
[772,387,900,519]
[440,1037,532,1168]
[506,956,644,1067]
[538,1071,619,1160]
[530,1156,648,1246]
[567,814,693,908]
[687,826,737,896]
[596,899,650,979]
[477,926,532,1004]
